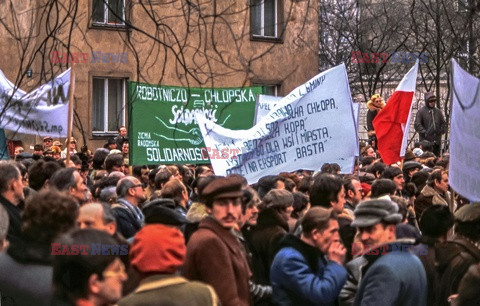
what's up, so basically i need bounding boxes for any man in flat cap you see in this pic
[43,136,53,151]
[435,202,480,306]
[183,176,251,306]
[339,199,427,306]
[414,92,446,156]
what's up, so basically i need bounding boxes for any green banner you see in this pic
[128,82,262,165]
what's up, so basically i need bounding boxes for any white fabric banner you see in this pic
[196,64,358,184]
[352,102,360,157]
[0,68,70,137]
[255,94,283,124]
[449,59,480,201]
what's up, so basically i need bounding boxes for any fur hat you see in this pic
[454,202,480,223]
[352,199,403,227]
[130,224,186,274]
[367,94,386,111]
[51,146,61,154]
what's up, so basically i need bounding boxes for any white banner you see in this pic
[0,68,70,137]
[352,102,360,131]
[255,94,283,124]
[196,64,358,184]
[352,102,360,157]
[449,59,480,201]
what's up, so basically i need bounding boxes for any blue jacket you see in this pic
[353,241,427,306]
[270,234,348,306]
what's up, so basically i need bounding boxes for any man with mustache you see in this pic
[184,176,251,306]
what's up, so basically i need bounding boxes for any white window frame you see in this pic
[252,0,279,38]
[263,84,280,96]
[92,78,126,134]
[92,0,125,26]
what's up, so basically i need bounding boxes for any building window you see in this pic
[92,78,126,134]
[92,0,125,25]
[251,0,283,40]
[262,84,280,96]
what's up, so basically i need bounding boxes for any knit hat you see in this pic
[201,176,243,204]
[352,199,403,227]
[413,148,423,157]
[130,224,186,274]
[360,182,371,196]
[262,189,294,209]
[425,92,436,102]
[454,202,480,223]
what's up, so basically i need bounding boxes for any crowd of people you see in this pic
[0,111,479,306]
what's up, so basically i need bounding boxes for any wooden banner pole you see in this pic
[65,65,75,165]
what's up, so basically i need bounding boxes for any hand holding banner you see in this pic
[196,64,358,184]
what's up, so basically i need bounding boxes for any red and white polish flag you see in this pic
[373,61,419,165]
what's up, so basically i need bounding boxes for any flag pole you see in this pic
[65,65,75,165]
[450,190,456,213]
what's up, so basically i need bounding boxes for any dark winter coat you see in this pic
[414,105,446,145]
[339,240,427,306]
[249,207,290,285]
[0,194,22,246]
[270,234,347,306]
[112,198,144,239]
[183,216,251,306]
[435,235,480,306]
[338,208,356,262]
[353,241,427,306]
[366,100,385,132]
[0,238,53,306]
[413,236,440,306]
